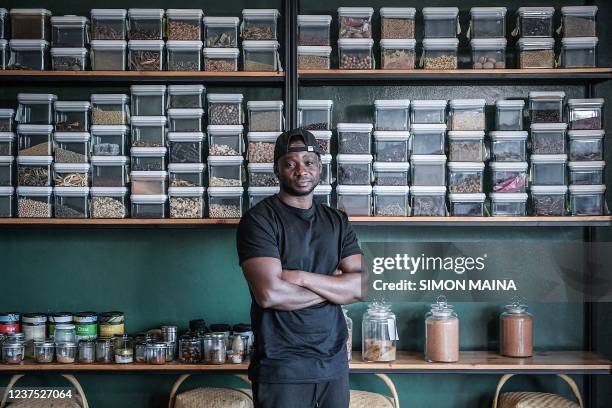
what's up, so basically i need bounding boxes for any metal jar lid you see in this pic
[0,312,20,323]
[34,338,55,347]
[161,325,178,333]
[74,312,98,324]
[98,311,125,325]
[209,324,230,332]
[147,341,168,350]
[22,313,47,324]
[48,312,73,323]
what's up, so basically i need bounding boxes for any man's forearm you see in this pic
[261,279,326,311]
[284,270,363,305]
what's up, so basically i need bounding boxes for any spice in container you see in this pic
[203,333,226,364]
[179,334,202,363]
[55,342,77,363]
[98,311,125,337]
[96,337,114,363]
[2,342,25,364]
[78,339,96,363]
[146,341,168,365]
[380,8,416,39]
[34,339,55,363]
[232,324,254,356]
[162,325,178,360]
[500,298,533,358]
[338,7,374,39]
[425,296,459,363]
[22,313,47,359]
[53,324,77,344]
[74,312,98,341]
[114,334,134,363]
[0,312,21,334]
[362,302,397,362]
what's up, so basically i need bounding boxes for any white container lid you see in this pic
[247,162,274,172]
[517,38,555,50]
[297,46,332,56]
[50,47,88,57]
[470,7,507,17]
[314,185,332,195]
[131,116,167,126]
[130,146,167,157]
[130,85,167,95]
[127,9,165,18]
[311,130,332,140]
[17,155,53,165]
[529,91,566,100]
[380,8,416,18]
[567,98,604,108]
[411,100,447,109]
[449,193,486,202]
[490,192,528,202]
[207,125,244,135]
[448,131,485,140]
[247,100,284,110]
[90,187,128,196]
[207,93,244,103]
[9,9,52,16]
[411,123,447,132]
[337,123,373,133]
[0,109,15,118]
[91,155,129,165]
[208,186,243,196]
[54,132,90,142]
[168,132,205,142]
[0,156,14,163]
[17,124,53,134]
[562,37,599,48]
[489,161,528,171]
[379,39,417,49]
[373,131,409,141]
[0,186,14,196]
[54,162,90,172]
[246,131,282,142]
[242,40,280,50]
[0,132,16,142]
[337,38,374,49]
[91,94,129,104]
[130,194,168,204]
[518,7,555,17]
[166,40,203,50]
[54,101,91,111]
[568,161,605,170]
[168,84,205,94]
[203,47,239,57]
[373,185,409,195]
[167,108,204,118]
[422,7,459,19]
[336,185,372,195]
[248,186,280,196]
[373,162,410,172]
[336,154,373,164]
[90,40,127,50]
[17,94,58,104]
[298,100,333,109]
[411,154,447,164]
[16,186,53,196]
[130,170,168,178]
[53,186,90,196]
[320,154,332,164]
[470,38,507,49]
[166,9,203,19]
[375,99,410,109]
[128,40,164,50]
[448,162,485,171]
[168,163,205,173]
[561,6,598,17]
[0,39,6,49]
[496,100,525,109]
[203,16,240,26]
[168,186,205,196]
[410,185,446,195]
[208,155,244,165]
[530,185,568,195]
[242,9,279,18]
[531,123,568,132]
[568,129,605,139]
[337,7,374,17]
[90,125,129,134]
[91,9,127,18]
[569,184,606,194]
[297,15,332,25]
[450,99,486,109]
[51,15,88,26]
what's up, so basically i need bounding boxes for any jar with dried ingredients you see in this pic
[425,296,459,363]
[362,302,397,362]
[500,298,533,358]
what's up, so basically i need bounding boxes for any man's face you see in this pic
[276,140,321,197]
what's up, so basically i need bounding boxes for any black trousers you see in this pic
[252,374,349,408]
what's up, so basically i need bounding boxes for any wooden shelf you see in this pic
[1,351,609,374]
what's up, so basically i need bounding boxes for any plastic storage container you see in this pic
[90,156,129,187]
[471,39,507,69]
[166,9,203,41]
[410,186,446,216]
[568,130,604,161]
[16,94,57,125]
[168,186,205,218]
[131,194,167,218]
[248,186,279,208]
[448,131,486,162]
[569,184,606,215]
[208,186,243,218]
[490,162,528,193]
[411,100,447,125]
[207,93,243,126]
[449,99,486,131]
[168,85,205,109]
[496,100,525,131]
[203,48,238,72]
[17,124,53,155]
[338,7,373,39]
[422,7,459,38]
[373,162,409,186]
[248,163,278,187]
[128,40,164,71]
[208,156,244,187]
[567,99,604,130]
[10,9,51,40]
[54,187,89,218]
[320,154,332,185]
[561,37,598,68]
[337,123,373,154]
[16,186,52,217]
[246,131,279,163]
[380,39,416,69]
[167,109,204,132]
[130,85,166,117]
[242,40,280,71]
[297,100,333,131]
[167,41,202,71]
[561,6,597,37]
[448,162,484,193]
[374,131,409,162]
[8,39,49,70]
[313,184,332,206]
[530,185,567,216]
[297,15,332,46]
[168,163,205,188]
[91,94,129,125]
[449,193,486,216]
[490,192,528,216]
[373,186,409,216]
[568,161,605,185]
[51,15,88,47]
[411,155,447,186]
[53,163,90,187]
[380,8,416,40]
[51,47,88,71]
[0,109,15,133]
[206,126,242,157]
[54,101,91,132]
[336,154,372,185]
[470,7,507,38]
[310,131,332,155]
[0,39,6,69]
[530,123,568,155]
[518,38,555,69]
[90,40,127,70]
[90,187,128,218]
[128,9,164,40]
[0,186,14,217]
[131,170,167,195]
[410,124,446,155]
[0,156,14,186]
[130,147,167,171]
[241,9,279,41]
[131,116,167,147]
[375,100,410,131]
[90,9,127,40]
[54,132,90,163]
[247,101,284,132]
[297,46,331,70]
[0,132,15,156]
[529,92,565,123]
[91,125,129,156]
[336,185,372,216]
[168,132,204,163]
[516,7,555,37]
[203,17,239,48]
[338,39,374,70]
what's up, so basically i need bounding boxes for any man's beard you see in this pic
[279,177,318,197]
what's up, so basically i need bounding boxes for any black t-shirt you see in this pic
[236,194,362,383]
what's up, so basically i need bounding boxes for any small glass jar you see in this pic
[17,156,53,187]
[490,192,528,216]
[90,9,127,40]
[338,7,373,39]
[241,9,279,41]
[91,156,130,187]
[567,99,604,131]
[495,100,525,131]
[95,337,114,363]
[471,39,507,69]
[114,334,134,363]
[313,185,332,206]
[34,339,55,363]
[530,91,565,124]
[297,15,332,46]
[342,307,353,361]
[374,131,409,162]
[17,94,57,126]
[10,8,51,40]
[561,37,598,68]
[338,39,374,70]
[448,162,485,193]
[531,123,568,155]
[380,7,416,39]
[375,100,410,131]
[56,342,77,364]
[336,154,372,185]
[518,38,555,69]
[449,99,486,132]
[54,187,90,219]
[47,313,72,339]
[410,100,447,125]
[128,40,164,71]
[568,161,605,185]
[422,7,459,38]
[337,123,373,155]
[425,297,459,363]
[470,7,507,38]
[167,41,202,71]
[449,193,486,216]
[568,130,604,161]
[410,155,447,186]
[208,187,243,218]
[0,187,14,218]
[208,156,244,187]
[247,101,284,132]
[297,100,333,131]
[410,124,447,155]
[90,40,127,70]
[561,6,597,37]
[51,15,88,48]
[51,47,88,71]
[373,186,410,216]
[490,162,528,193]
[168,85,205,109]
[448,131,486,162]
[2,342,25,364]
[500,299,533,358]
[248,186,279,209]
[78,339,95,363]
[336,185,372,216]
[203,333,226,364]
[207,93,244,126]
[131,116,167,147]
[128,8,164,40]
[53,323,76,344]
[569,185,606,216]
[166,9,203,41]
[146,341,168,365]
[410,186,447,216]
[373,162,409,187]
[168,163,204,188]
[22,313,47,358]
[204,17,239,48]
[248,163,278,187]
[380,39,416,70]
[242,40,280,72]
[203,47,238,72]
[531,185,567,216]
[169,187,205,218]
[8,40,49,70]
[297,46,331,70]
[362,302,397,362]
[133,333,151,363]
[179,335,202,363]
[490,131,528,162]
[517,7,555,37]
[90,94,130,126]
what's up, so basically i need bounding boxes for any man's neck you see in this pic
[277,190,313,209]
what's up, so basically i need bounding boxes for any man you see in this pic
[236,128,364,408]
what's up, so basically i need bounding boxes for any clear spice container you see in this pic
[167,41,202,71]
[241,9,279,41]
[374,131,408,162]
[168,85,205,109]
[131,116,167,147]
[0,39,6,69]
[166,9,203,41]
[54,102,91,133]
[169,186,204,218]
[130,147,167,171]
[53,323,76,343]
[50,47,88,71]
[0,109,15,133]
[531,185,567,216]
[168,132,204,164]
[373,186,409,216]
[128,40,164,71]
[247,101,284,132]
[297,46,331,70]
[517,38,555,69]
[449,193,486,216]
[54,187,90,218]
[168,109,204,133]
[338,7,373,39]
[203,17,239,48]
[206,126,242,157]
[2,341,24,364]
[17,156,53,187]
[490,162,528,193]
[0,131,13,155]
[449,99,486,131]
[91,94,130,126]
[336,185,372,216]
[47,313,72,339]
[297,15,332,46]
[320,154,332,185]
[34,339,55,363]
[373,162,409,187]
[202,333,226,364]
[242,40,280,71]
[51,15,88,47]
[91,156,129,187]
[208,186,243,218]
[362,302,397,362]
[17,124,53,155]
[0,9,6,39]
[297,100,333,131]
[516,7,555,37]
[313,184,332,206]
[0,156,14,186]
[336,154,372,185]
[208,155,244,187]
[448,131,486,162]
[91,125,128,156]
[470,7,507,38]
[56,342,77,364]
[146,341,168,364]
[133,333,151,363]
[490,192,528,216]
[128,9,164,40]
[54,133,90,164]
[530,123,567,155]
[310,130,332,154]
[530,154,567,186]
[411,155,447,186]
[90,9,127,40]
[380,39,416,70]
[374,100,410,131]
[95,337,114,363]
[131,170,168,195]
[448,162,485,193]
[90,40,127,70]
[248,186,279,209]
[22,313,47,358]
[131,194,167,218]
[495,100,525,131]
[423,7,459,38]
[17,94,57,125]
[90,187,128,218]
[411,100,447,125]
[114,334,134,363]
[8,39,49,70]
[246,131,279,163]
[568,130,604,161]
[425,297,459,362]
[337,123,373,154]
[471,39,507,69]
[380,8,416,40]
[169,163,204,188]
[0,187,13,217]
[567,99,604,131]
[410,124,446,155]
[203,47,238,72]
[10,8,51,40]
[338,38,374,70]
[529,92,565,124]
[248,163,278,187]
[78,339,95,363]
[490,131,528,162]
[561,6,597,37]
[207,93,244,126]
[130,85,166,117]
[500,299,533,357]
[569,184,606,216]
[561,37,598,68]
[568,161,605,185]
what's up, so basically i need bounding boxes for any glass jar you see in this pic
[47,313,72,339]
[53,323,76,344]
[95,337,114,363]
[500,299,533,358]
[114,334,134,363]
[203,333,226,364]
[34,339,55,363]
[179,335,202,363]
[162,325,178,360]
[228,334,245,363]
[134,333,152,363]
[362,302,397,362]
[146,341,167,365]
[342,307,353,361]
[98,311,125,338]
[2,342,24,364]
[55,342,77,364]
[78,339,95,363]
[74,312,98,341]
[22,313,47,359]
[425,296,459,363]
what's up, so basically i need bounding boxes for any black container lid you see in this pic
[209,323,231,332]
[233,323,252,333]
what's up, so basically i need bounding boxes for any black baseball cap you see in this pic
[273,128,323,164]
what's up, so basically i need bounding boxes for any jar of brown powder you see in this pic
[500,298,533,358]
[425,296,459,363]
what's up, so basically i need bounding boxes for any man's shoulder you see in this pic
[239,196,280,226]
[316,202,350,224]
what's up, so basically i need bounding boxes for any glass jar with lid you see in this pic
[22,313,47,358]
[34,339,55,363]
[146,341,168,365]
[53,323,76,344]
[179,334,202,363]
[362,302,397,362]
[95,337,114,363]
[55,342,77,364]
[78,339,95,363]
[500,298,533,358]
[134,332,152,363]
[425,296,459,363]
[203,333,226,364]
[114,334,134,364]
[2,341,24,364]
[342,307,353,361]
